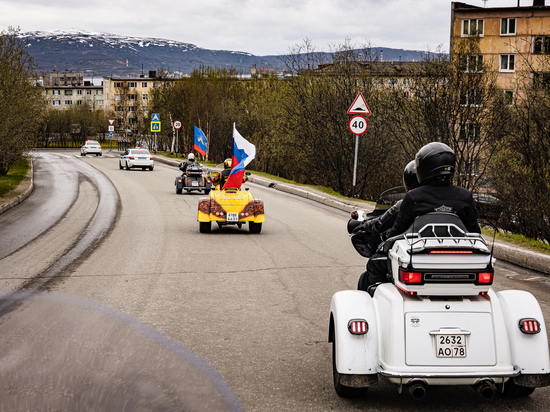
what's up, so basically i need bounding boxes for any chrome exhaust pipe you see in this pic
[408,381,427,400]
[474,380,497,399]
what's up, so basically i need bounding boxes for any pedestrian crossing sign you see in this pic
[151,121,161,132]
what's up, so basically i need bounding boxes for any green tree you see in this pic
[0,27,45,174]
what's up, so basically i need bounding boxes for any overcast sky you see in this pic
[1,0,524,56]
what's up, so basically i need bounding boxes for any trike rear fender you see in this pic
[329,290,379,375]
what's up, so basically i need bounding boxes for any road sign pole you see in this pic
[352,134,359,198]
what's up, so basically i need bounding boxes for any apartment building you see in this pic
[43,83,104,110]
[451,0,550,97]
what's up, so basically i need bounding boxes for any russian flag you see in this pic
[222,124,256,189]
[194,126,207,156]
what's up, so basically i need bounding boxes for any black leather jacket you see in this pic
[359,200,402,235]
[385,180,480,239]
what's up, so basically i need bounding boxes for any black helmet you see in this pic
[415,142,455,185]
[403,160,420,191]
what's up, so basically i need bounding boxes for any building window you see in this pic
[460,90,482,107]
[53,100,61,106]
[96,90,102,95]
[501,18,516,36]
[532,71,550,88]
[77,90,83,95]
[65,100,73,105]
[500,54,515,72]
[97,100,104,106]
[129,106,137,112]
[142,94,148,100]
[114,94,121,101]
[142,82,148,88]
[115,106,123,112]
[77,100,82,105]
[86,90,92,95]
[460,54,484,72]
[459,124,481,142]
[533,35,550,54]
[129,94,137,100]
[462,19,484,37]
[64,90,73,96]
[114,82,122,88]
[143,106,148,112]
[503,90,514,105]
[128,82,137,88]
[153,82,159,87]
[53,90,60,95]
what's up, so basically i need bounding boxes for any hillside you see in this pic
[18,30,429,77]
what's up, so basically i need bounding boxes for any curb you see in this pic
[0,158,34,215]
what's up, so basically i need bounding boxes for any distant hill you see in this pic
[18,30,430,77]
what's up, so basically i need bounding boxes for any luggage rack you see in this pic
[402,222,488,251]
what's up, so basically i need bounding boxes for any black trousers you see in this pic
[357,252,391,291]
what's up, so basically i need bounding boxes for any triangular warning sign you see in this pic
[347,93,371,115]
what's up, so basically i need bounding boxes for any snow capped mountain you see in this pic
[18,30,429,77]
[19,30,278,76]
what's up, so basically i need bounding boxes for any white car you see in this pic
[119,148,154,171]
[330,212,550,400]
[80,140,102,156]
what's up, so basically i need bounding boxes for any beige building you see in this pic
[451,0,550,98]
[43,82,104,110]
[102,71,177,133]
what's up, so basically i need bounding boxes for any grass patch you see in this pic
[0,158,30,197]
[481,228,550,255]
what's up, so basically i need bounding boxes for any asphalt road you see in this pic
[1,149,549,411]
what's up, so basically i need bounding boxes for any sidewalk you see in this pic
[2,153,549,275]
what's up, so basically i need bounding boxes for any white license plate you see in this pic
[436,334,466,358]
[226,212,239,222]
[192,181,199,186]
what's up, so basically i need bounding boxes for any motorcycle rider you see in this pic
[179,153,197,173]
[210,158,232,189]
[355,160,420,292]
[385,142,480,238]
[359,142,481,292]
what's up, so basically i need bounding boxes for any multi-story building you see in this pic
[451,0,550,100]
[42,70,84,87]
[102,70,177,133]
[43,82,104,110]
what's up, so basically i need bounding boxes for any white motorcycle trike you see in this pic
[329,211,550,399]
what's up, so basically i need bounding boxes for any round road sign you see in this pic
[174,120,182,129]
[349,115,368,135]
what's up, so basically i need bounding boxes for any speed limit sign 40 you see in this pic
[349,115,368,135]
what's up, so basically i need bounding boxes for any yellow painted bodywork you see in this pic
[197,188,265,223]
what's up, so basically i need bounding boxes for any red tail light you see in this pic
[478,272,494,284]
[348,319,368,335]
[399,269,422,284]
[519,318,541,334]
[129,156,134,160]
[429,250,473,254]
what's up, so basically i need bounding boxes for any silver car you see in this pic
[119,148,154,171]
